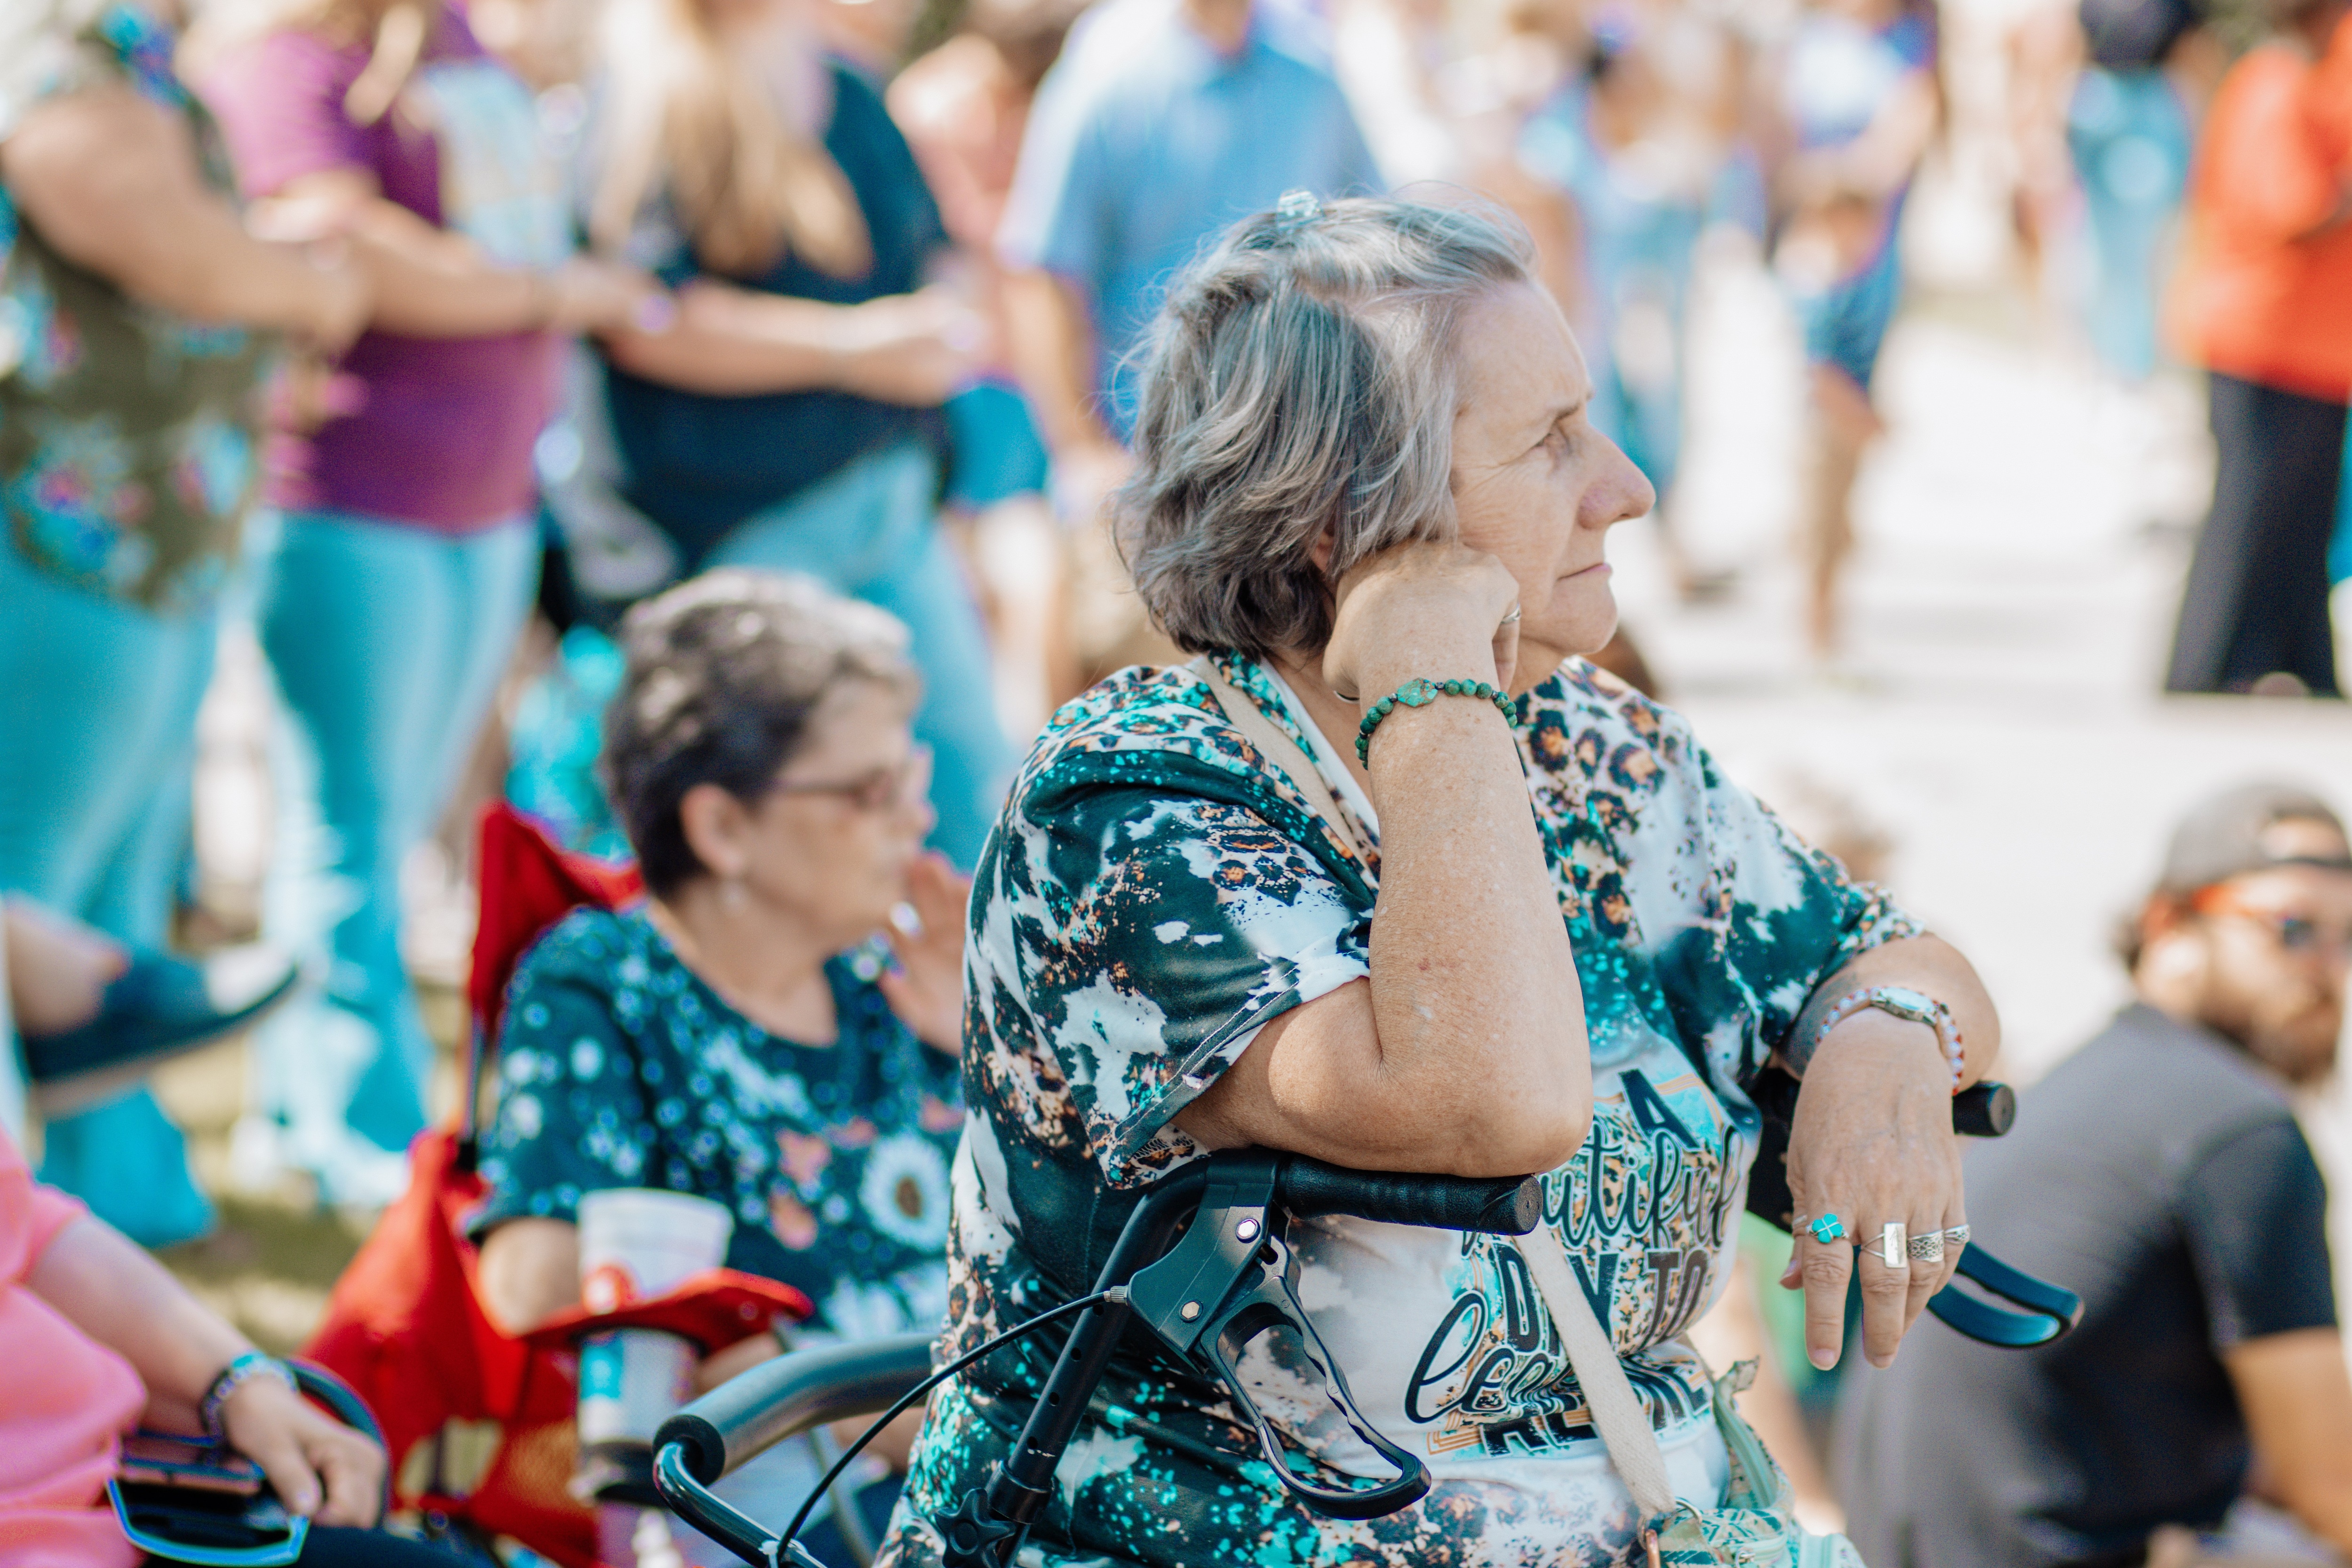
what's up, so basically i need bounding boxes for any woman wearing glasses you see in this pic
[473,569,965,1565]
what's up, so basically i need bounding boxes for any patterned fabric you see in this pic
[880,652,1916,1568]
[0,1,272,611]
[475,907,964,1340]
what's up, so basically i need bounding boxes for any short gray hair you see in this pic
[1116,194,1536,661]
[604,568,917,896]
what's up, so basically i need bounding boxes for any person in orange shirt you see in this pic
[2163,0,2352,696]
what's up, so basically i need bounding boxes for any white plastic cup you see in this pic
[577,1188,735,1306]
[575,1189,733,1449]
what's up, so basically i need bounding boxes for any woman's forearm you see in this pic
[474,1217,583,1335]
[599,295,842,394]
[26,1216,250,1431]
[0,87,354,336]
[1357,657,1591,1174]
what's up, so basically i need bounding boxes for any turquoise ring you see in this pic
[1809,1213,1846,1244]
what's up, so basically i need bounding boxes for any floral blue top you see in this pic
[880,653,1918,1568]
[476,907,964,1340]
[0,0,272,612]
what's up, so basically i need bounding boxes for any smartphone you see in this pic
[117,1434,266,1496]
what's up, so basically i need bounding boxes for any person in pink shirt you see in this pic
[0,1117,449,1567]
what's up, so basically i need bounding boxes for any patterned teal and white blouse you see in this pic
[476,907,965,1341]
[881,652,1917,1568]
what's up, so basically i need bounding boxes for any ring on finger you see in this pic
[1877,1222,1908,1268]
[1905,1229,1946,1264]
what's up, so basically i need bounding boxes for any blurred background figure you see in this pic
[997,0,1382,690]
[890,0,1087,734]
[578,0,1014,868]
[0,1112,459,1567]
[2006,0,2218,385]
[474,572,964,1568]
[2162,0,2352,699]
[1516,2,1750,601]
[194,0,654,1210]
[1766,0,1939,662]
[2066,0,2212,382]
[0,0,368,1244]
[1840,782,2352,1567]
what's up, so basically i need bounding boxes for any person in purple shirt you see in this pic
[199,0,655,1205]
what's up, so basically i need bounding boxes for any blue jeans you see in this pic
[0,541,217,1245]
[707,440,1014,869]
[249,510,537,1200]
[2069,67,2192,382]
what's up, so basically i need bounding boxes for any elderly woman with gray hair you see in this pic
[880,194,1999,1568]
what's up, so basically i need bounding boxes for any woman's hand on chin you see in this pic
[881,852,972,1053]
[1320,540,1522,702]
[1780,1012,1967,1372]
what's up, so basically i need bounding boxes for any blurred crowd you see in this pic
[1,0,2350,1553]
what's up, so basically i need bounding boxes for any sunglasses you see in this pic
[2191,887,2352,957]
[768,744,933,814]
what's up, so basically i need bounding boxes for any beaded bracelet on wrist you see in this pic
[199,1350,297,1438]
[1356,677,1517,764]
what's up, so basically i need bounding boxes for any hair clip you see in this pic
[1273,190,1323,234]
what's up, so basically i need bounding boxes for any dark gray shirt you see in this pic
[1836,1003,2336,1568]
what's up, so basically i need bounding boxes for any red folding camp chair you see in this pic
[303,804,807,1565]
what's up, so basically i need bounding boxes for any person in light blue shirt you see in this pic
[998,0,1381,468]
[995,0,1381,685]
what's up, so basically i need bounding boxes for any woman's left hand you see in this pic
[217,1372,386,1528]
[1780,1010,1966,1371]
[881,852,972,1053]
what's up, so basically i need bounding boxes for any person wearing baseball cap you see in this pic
[1839,781,2352,1568]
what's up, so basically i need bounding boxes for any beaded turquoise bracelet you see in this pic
[1356,677,1517,763]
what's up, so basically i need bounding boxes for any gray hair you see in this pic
[603,568,917,896]
[1116,193,1536,661]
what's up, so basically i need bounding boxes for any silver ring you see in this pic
[1906,1230,1945,1263]
[1878,1221,1907,1268]
[1941,1224,1970,1249]
[1500,608,1522,625]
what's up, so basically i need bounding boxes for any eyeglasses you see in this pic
[2191,887,2352,957]
[768,744,932,814]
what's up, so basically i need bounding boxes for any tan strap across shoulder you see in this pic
[1518,1224,1681,1519]
[1187,657,1376,875]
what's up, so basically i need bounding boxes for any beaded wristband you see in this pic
[1355,677,1517,764]
[1811,985,1966,1093]
[199,1350,297,1438]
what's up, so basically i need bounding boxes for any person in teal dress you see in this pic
[472,569,968,1565]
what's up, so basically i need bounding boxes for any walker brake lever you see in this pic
[1925,1245,2084,1347]
[1126,1152,1430,1520]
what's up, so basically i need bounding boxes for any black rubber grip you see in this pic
[654,1331,934,1484]
[1953,1081,2015,1138]
[1276,1158,1542,1234]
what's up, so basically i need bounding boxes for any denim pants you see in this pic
[2068,67,2192,382]
[0,540,217,1244]
[248,509,537,1201]
[707,440,1014,869]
